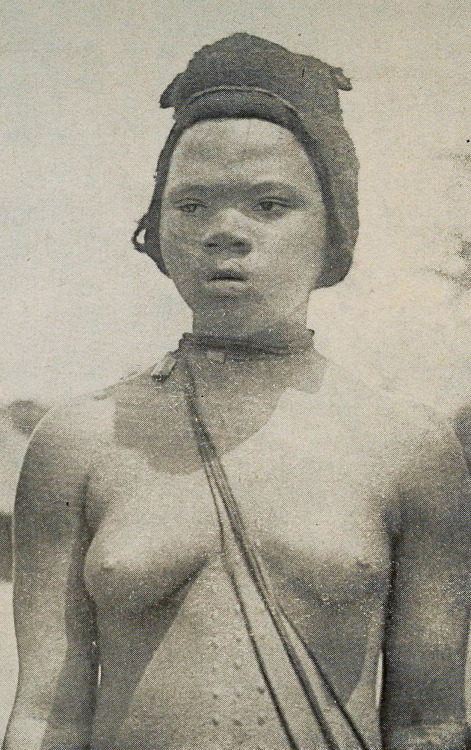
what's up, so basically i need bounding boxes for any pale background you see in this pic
[1,0,470,734]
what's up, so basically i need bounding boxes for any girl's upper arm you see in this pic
[5,404,99,750]
[381,419,471,750]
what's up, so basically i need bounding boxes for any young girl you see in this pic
[5,34,471,750]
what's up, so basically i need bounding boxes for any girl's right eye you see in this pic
[177,202,203,214]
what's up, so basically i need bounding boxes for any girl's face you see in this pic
[159,118,327,334]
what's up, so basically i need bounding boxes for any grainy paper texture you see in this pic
[1,1,470,748]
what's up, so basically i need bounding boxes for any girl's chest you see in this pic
[84,389,393,611]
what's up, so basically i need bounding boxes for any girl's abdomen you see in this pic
[91,555,381,749]
[92,557,293,749]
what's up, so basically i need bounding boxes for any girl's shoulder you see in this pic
[27,365,154,447]
[316,358,461,462]
[30,357,181,458]
[314,361,470,507]
[323,358,447,426]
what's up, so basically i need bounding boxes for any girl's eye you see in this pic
[256,200,289,213]
[177,202,203,214]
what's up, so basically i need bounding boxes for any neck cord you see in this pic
[180,329,314,358]
[182,357,370,750]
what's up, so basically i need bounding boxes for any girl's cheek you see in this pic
[163,219,204,246]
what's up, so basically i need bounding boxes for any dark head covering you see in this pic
[133,33,359,288]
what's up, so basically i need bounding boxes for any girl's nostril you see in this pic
[204,236,249,251]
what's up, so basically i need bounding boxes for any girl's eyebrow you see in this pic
[166,181,304,200]
[249,181,302,196]
[166,184,212,199]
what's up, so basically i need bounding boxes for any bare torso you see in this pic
[77,345,418,749]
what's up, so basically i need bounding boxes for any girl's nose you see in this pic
[202,210,252,254]
[203,232,251,254]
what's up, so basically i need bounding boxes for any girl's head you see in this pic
[133,34,359,327]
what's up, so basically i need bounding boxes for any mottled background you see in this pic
[1,0,470,734]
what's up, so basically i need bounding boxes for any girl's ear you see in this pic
[132,221,148,254]
[132,218,170,277]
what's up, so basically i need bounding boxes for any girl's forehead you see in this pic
[178,118,297,153]
[165,118,316,187]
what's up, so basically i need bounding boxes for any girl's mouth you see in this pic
[207,269,247,282]
[204,268,250,296]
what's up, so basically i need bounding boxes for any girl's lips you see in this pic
[203,269,251,296]
[207,269,247,282]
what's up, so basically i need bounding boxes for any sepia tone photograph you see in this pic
[1,1,471,748]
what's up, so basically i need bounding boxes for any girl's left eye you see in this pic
[256,200,289,213]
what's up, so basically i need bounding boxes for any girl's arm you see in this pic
[381,420,471,750]
[3,405,98,750]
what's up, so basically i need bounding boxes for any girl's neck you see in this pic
[191,312,311,351]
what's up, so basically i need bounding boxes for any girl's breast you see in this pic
[84,468,222,609]
[84,386,392,614]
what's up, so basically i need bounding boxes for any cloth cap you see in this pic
[134,33,359,288]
